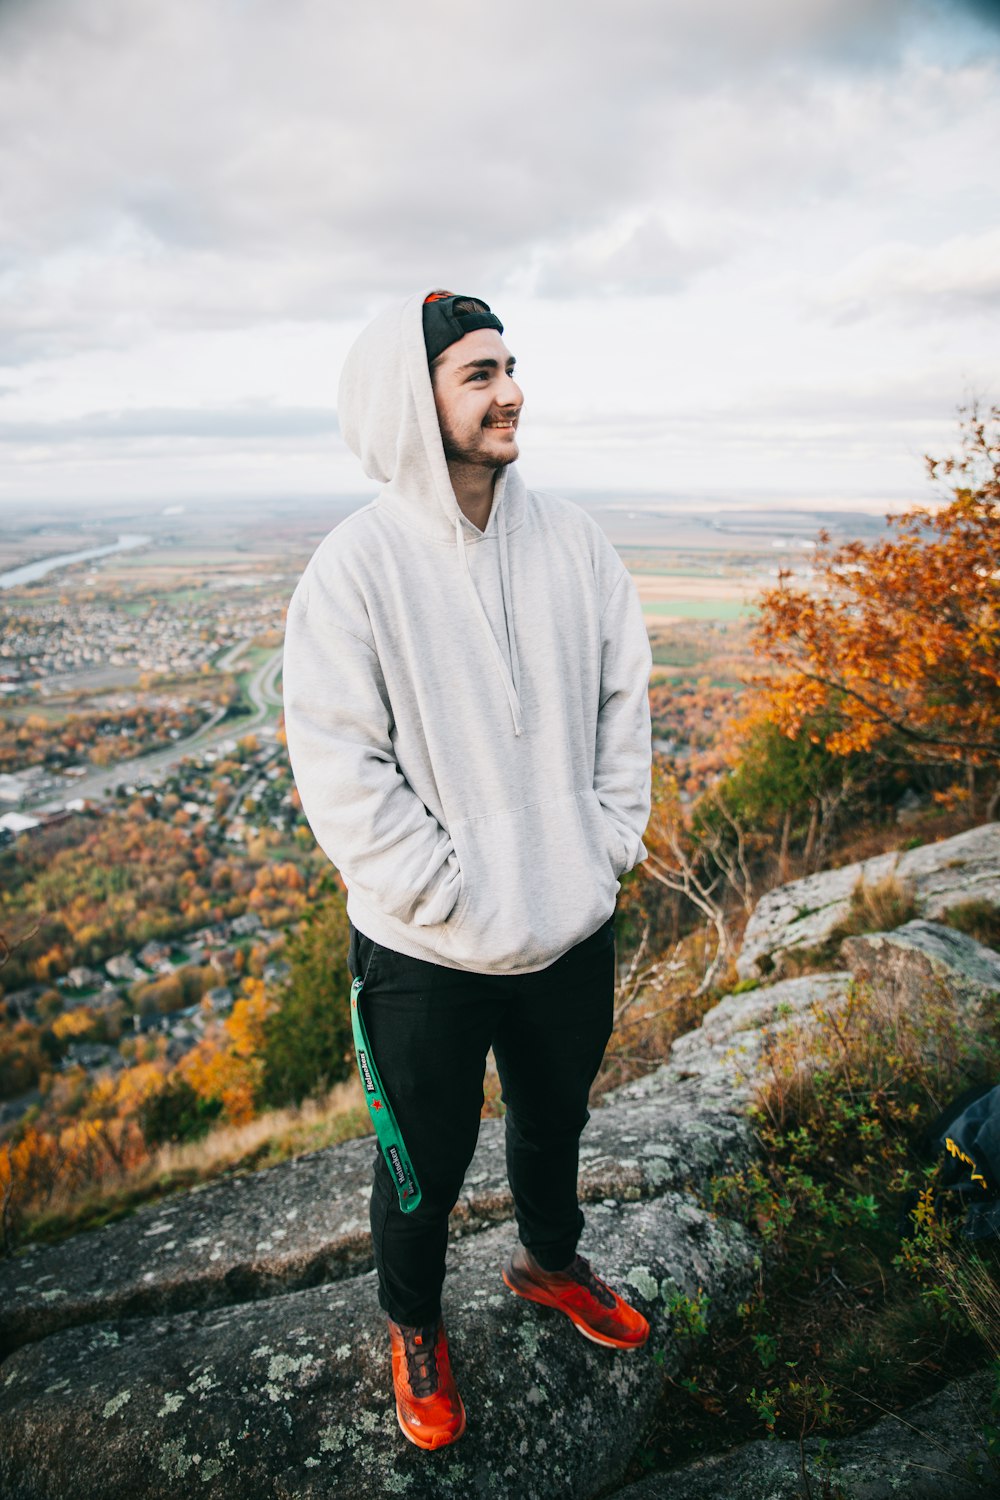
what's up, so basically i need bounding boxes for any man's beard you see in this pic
[440,423,516,470]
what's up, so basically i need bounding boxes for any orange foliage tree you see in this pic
[177,979,276,1126]
[746,403,1000,814]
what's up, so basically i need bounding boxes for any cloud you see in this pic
[0,402,338,444]
[529,214,730,298]
[819,227,1000,321]
[1,0,995,356]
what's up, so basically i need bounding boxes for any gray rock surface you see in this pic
[737,822,1000,980]
[609,1365,997,1499]
[841,919,1000,1013]
[1,1138,376,1359]
[0,1199,759,1500]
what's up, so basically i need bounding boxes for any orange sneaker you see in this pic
[501,1243,650,1349]
[387,1317,467,1450]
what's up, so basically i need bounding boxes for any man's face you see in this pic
[430,328,523,470]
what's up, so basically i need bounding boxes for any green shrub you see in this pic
[138,1076,223,1146]
[704,962,1000,1458]
[258,886,354,1109]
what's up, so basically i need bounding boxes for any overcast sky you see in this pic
[0,0,997,511]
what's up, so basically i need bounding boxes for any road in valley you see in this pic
[29,642,284,812]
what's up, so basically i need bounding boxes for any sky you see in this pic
[0,0,998,511]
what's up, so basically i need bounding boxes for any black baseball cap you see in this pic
[422,291,504,365]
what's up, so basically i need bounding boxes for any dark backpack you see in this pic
[901,1080,1000,1241]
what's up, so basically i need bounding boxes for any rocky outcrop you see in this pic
[0,1064,752,1361]
[611,1365,997,1499]
[0,1048,762,1500]
[2,828,998,1499]
[737,822,1000,980]
[0,1197,758,1500]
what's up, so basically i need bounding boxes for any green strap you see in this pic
[350,975,422,1214]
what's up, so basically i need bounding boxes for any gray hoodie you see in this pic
[282,289,652,974]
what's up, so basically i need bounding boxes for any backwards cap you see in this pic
[422,290,503,366]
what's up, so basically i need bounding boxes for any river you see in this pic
[0,533,151,591]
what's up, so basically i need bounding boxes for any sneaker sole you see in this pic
[501,1266,649,1350]
[395,1395,467,1450]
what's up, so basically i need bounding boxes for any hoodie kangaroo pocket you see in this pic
[433,787,619,971]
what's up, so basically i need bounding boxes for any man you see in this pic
[282,289,653,1451]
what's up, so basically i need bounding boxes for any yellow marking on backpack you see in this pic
[944,1136,989,1189]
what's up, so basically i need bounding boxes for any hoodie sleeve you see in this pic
[282,571,461,926]
[594,565,653,878]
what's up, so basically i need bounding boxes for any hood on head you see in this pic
[339,288,503,543]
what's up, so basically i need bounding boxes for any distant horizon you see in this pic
[0,484,949,519]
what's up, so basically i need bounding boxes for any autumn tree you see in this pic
[747,402,1000,815]
[638,402,1000,974]
[177,979,274,1125]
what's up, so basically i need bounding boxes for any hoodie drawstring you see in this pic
[497,498,522,702]
[454,510,524,737]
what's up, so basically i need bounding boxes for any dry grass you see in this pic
[17,1077,373,1250]
[157,1076,371,1175]
[934,1241,1000,1360]
[843,871,919,933]
[753,960,995,1136]
[942,899,1000,952]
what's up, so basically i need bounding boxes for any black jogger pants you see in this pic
[347,914,616,1327]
